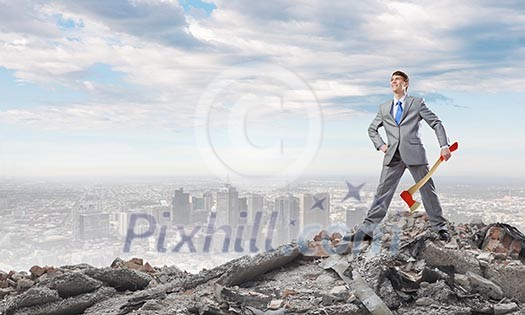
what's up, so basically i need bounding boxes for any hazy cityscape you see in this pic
[0,176,524,274]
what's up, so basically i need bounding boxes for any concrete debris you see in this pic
[348,272,394,315]
[1,213,525,314]
[217,244,300,287]
[494,302,519,314]
[329,285,347,295]
[85,267,152,291]
[485,264,525,302]
[268,299,284,309]
[414,297,434,306]
[454,273,472,292]
[477,223,525,259]
[466,271,504,300]
[422,241,482,275]
[43,272,103,298]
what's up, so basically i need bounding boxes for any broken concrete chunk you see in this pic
[110,258,125,268]
[422,241,481,275]
[139,299,166,311]
[454,274,471,292]
[465,271,504,300]
[493,302,519,315]
[15,279,34,292]
[11,273,29,283]
[321,294,343,306]
[477,252,494,263]
[485,264,525,302]
[85,268,152,291]
[43,272,102,298]
[329,285,347,295]
[348,272,394,315]
[416,280,454,304]
[0,288,13,299]
[377,278,401,310]
[217,245,300,287]
[268,299,283,309]
[415,297,435,306]
[11,286,116,315]
[29,266,46,278]
[217,286,271,310]
[15,287,60,309]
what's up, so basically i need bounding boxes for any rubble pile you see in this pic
[1,212,525,315]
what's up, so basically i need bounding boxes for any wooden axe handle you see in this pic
[408,158,442,194]
[407,142,459,195]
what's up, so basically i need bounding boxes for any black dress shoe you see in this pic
[347,229,373,242]
[438,229,451,242]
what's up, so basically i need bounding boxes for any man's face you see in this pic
[390,75,408,93]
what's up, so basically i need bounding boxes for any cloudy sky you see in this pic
[0,0,524,180]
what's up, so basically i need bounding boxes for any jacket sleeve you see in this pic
[368,109,386,150]
[419,99,450,147]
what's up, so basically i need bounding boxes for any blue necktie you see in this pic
[395,101,403,125]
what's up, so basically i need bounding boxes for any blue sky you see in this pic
[0,0,524,179]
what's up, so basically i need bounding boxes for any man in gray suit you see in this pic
[352,70,452,242]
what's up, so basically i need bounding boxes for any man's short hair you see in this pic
[391,70,409,83]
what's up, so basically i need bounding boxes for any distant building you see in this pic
[275,194,300,245]
[190,192,214,224]
[247,193,265,225]
[238,197,248,225]
[76,212,110,240]
[216,184,243,227]
[301,193,330,230]
[73,202,110,241]
[192,196,204,211]
[203,191,214,212]
[172,188,191,225]
[116,211,155,238]
[346,206,367,229]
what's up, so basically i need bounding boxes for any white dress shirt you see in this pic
[392,94,407,120]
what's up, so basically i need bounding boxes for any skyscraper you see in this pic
[203,191,214,212]
[215,184,243,227]
[247,193,265,225]
[238,197,248,225]
[172,188,191,225]
[301,193,330,230]
[275,194,300,244]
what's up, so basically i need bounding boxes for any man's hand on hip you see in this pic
[380,144,388,153]
[441,147,451,161]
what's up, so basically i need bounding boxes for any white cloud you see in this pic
[0,0,523,132]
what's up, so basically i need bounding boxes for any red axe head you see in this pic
[400,190,421,212]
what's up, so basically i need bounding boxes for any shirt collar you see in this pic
[394,94,407,105]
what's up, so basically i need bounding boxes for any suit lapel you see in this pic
[399,95,413,124]
[383,100,396,124]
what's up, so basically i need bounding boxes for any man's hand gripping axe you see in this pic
[400,142,458,212]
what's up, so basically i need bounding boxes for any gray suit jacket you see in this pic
[368,95,449,166]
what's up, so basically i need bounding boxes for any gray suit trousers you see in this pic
[362,150,447,233]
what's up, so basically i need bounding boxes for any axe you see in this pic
[400,142,458,212]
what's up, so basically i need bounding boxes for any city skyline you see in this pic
[0,1,524,179]
[1,176,524,273]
